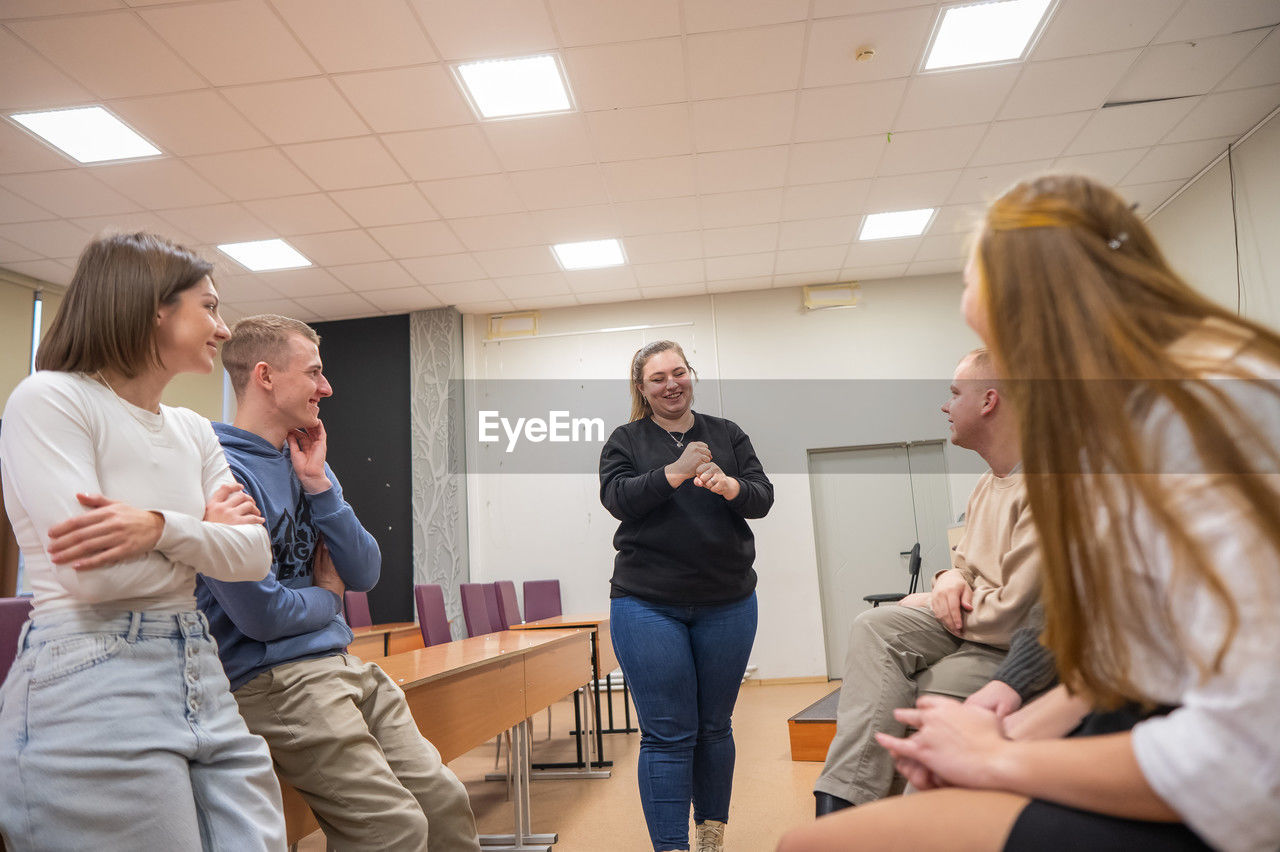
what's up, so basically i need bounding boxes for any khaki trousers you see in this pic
[814,605,1005,804]
[234,654,480,852]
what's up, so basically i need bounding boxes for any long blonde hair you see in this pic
[976,174,1280,706]
[628,340,696,422]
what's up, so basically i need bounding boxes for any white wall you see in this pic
[462,273,984,679]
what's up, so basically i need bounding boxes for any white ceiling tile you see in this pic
[402,252,488,284]
[1,170,140,218]
[0,258,74,285]
[793,79,909,142]
[1001,51,1142,119]
[914,231,968,262]
[775,245,849,274]
[947,161,1054,204]
[11,12,204,98]
[513,293,581,309]
[157,203,272,244]
[614,196,700,235]
[1218,29,1280,90]
[254,267,349,297]
[531,204,620,243]
[0,185,55,224]
[640,282,709,299]
[223,79,369,145]
[204,274,283,302]
[244,193,358,235]
[68,211,199,246]
[573,289,639,304]
[408,0,556,60]
[449,213,544,251]
[0,119,75,174]
[0,219,88,256]
[1064,98,1199,155]
[418,174,524,218]
[771,270,839,288]
[633,259,704,286]
[684,0,808,33]
[470,246,558,277]
[1156,0,1280,43]
[844,237,918,267]
[928,203,986,235]
[1033,0,1181,61]
[778,215,858,250]
[602,156,697,201]
[705,252,774,280]
[879,124,987,176]
[625,231,703,263]
[1117,179,1186,214]
[272,0,436,73]
[1111,30,1269,102]
[285,137,410,191]
[698,189,784,229]
[969,112,1092,168]
[329,260,418,291]
[288,229,389,266]
[895,66,1022,132]
[687,23,806,99]
[483,115,595,171]
[360,285,444,313]
[589,104,692,161]
[692,92,796,152]
[812,0,934,16]
[93,159,228,209]
[548,0,679,45]
[839,262,909,281]
[788,136,886,185]
[452,297,515,313]
[0,0,121,18]
[1051,148,1149,184]
[804,7,935,88]
[108,90,270,156]
[782,179,872,220]
[333,66,474,134]
[384,126,501,181]
[707,275,773,293]
[0,28,93,110]
[299,291,379,319]
[907,258,963,277]
[328,184,438,228]
[140,0,320,86]
[220,296,314,321]
[189,148,318,200]
[509,165,610,210]
[694,147,790,196]
[1165,84,1280,143]
[492,272,570,299]
[564,266,637,292]
[564,38,686,110]
[702,223,779,257]
[866,169,962,210]
[366,221,464,257]
[1123,136,1235,184]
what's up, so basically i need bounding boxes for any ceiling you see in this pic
[0,0,1277,324]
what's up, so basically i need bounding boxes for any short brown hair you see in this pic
[36,232,213,377]
[221,314,320,397]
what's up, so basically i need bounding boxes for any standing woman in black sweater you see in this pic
[600,340,774,852]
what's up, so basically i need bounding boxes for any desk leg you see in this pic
[478,721,557,851]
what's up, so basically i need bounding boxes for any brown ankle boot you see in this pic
[695,819,726,852]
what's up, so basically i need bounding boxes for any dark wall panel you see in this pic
[312,314,413,623]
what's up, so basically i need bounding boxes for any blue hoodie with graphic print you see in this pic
[196,422,381,690]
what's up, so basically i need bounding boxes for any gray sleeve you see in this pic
[992,620,1057,702]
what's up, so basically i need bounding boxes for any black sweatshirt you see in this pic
[599,412,774,605]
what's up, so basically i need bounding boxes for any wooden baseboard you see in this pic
[742,675,830,687]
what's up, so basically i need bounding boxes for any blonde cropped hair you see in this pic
[221,314,320,397]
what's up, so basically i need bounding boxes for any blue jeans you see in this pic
[0,610,285,850]
[610,593,757,851]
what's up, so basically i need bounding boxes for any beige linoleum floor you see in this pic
[298,680,836,852]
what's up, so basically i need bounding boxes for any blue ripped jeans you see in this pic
[610,593,757,851]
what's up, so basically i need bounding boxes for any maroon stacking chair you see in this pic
[459,583,496,637]
[0,596,34,685]
[343,590,372,628]
[482,583,506,630]
[495,580,522,629]
[522,579,562,623]
[414,584,453,647]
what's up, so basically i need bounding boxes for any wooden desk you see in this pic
[283,629,592,850]
[348,621,425,659]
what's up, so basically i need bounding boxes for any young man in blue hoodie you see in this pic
[197,314,479,852]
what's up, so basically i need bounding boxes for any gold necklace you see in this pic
[95,371,165,434]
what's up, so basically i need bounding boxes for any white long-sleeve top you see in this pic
[1109,321,1280,852]
[0,370,271,614]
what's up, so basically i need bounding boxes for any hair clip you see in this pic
[1108,231,1129,250]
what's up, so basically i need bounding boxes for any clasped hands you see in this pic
[875,694,1014,793]
[665,440,740,500]
[47,482,263,571]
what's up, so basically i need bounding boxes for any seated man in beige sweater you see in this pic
[813,348,1040,814]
